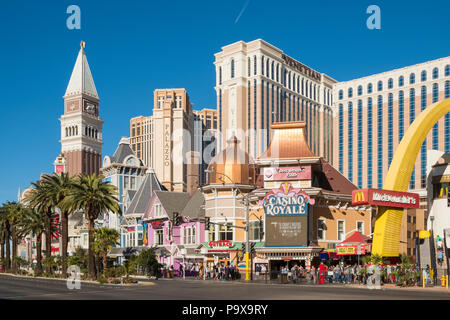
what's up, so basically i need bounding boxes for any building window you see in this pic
[399,91,404,141]
[123,176,129,189]
[367,83,373,94]
[388,78,393,89]
[377,95,383,188]
[231,59,235,78]
[208,225,215,242]
[357,100,363,188]
[348,87,353,98]
[261,56,264,76]
[410,73,415,84]
[446,65,450,77]
[155,229,163,245]
[249,221,263,241]
[219,223,233,241]
[158,96,164,109]
[377,80,383,91]
[317,219,326,241]
[176,96,182,108]
[399,76,404,87]
[358,85,362,96]
[339,90,343,100]
[367,97,373,188]
[219,66,222,85]
[254,56,257,75]
[154,204,163,218]
[421,86,427,188]
[433,83,439,150]
[388,93,393,166]
[183,226,196,244]
[339,103,344,173]
[446,81,450,153]
[421,70,427,82]
[433,67,439,79]
[408,89,416,188]
[348,102,353,182]
[357,221,364,234]
[337,220,345,241]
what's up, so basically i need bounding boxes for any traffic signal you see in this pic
[205,217,210,229]
[173,212,182,226]
[241,242,246,251]
[250,242,256,254]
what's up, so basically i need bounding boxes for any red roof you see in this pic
[339,231,371,245]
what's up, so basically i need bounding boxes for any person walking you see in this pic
[291,265,297,284]
[311,265,316,284]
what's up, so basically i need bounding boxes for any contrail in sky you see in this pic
[235,0,251,24]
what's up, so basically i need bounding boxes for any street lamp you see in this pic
[204,169,251,281]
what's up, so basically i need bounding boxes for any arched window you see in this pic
[377,80,383,91]
[266,58,269,77]
[219,67,222,85]
[398,76,404,87]
[85,126,88,136]
[446,81,450,98]
[367,83,373,94]
[421,70,427,82]
[348,87,353,98]
[276,64,279,82]
[271,61,274,80]
[314,84,317,101]
[75,126,78,136]
[339,89,343,100]
[305,80,309,97]
[88,127,91,137]
[388,78,393,89]
[433,67,439,79]
[433,83,439,102]
[288,71,291,89]
[446,65,450,77]
[95,129,98,139]
[302,79,305,95]
[253,56,257,75]
[231,59,235,78]
[310,82,312,99]
[357,85,362,96]
[261,56,264,76]
[410,73,415,84]
[65,127,68,137]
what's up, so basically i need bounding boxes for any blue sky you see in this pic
[0,0,449,202]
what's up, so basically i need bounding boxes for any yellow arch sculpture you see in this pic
[372,98,450,257]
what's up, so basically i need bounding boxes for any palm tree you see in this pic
[40,173,75,278]
[93,228,120,273]
[4,202,25,273]
[61,174,121,280]
[0,204,11,271]
[25,180,55,274]
[17,207,48,276]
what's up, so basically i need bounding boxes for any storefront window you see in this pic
[433,182,449,199]
[219,223,233,241]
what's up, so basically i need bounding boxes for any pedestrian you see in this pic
[438,250,444,266]
[311,265,316,284]
[291,265,297,284]
[318,262,327,285]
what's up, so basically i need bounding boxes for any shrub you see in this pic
[123,276,137,284]
[98,276,107,284]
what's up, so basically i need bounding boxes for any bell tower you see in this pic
[59,41,103,176]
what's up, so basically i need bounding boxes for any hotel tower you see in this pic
[214,39,336,161]
[59,42,103,176]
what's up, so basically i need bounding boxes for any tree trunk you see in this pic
[11,225,17,274]
[103,250,108,273]
[0,236,5,272]
[88,218,96,280]
[36,234,43,276]
[5,224,11,271]
[61,211,69,278]
[44,210,52,274]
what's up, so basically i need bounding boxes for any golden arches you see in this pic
[372,98,450,257]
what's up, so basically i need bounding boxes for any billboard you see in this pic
[352,188,419,209]
[260,183,313,247]
[263,166,311,181]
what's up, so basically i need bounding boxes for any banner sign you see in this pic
[150,220,164,229]
[352,188,419,209]
[336,244,366,255]
[209,240,233,249]
[264,166,311,181]
[260,183,315,216]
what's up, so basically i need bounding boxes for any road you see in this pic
[0,274,449,300]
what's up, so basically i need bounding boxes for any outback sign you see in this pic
[260,183,315,216]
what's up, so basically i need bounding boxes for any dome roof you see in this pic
[207,136,256,185]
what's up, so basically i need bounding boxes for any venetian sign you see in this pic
[352,188,419,209]
[260,183,315,216]
[263,166,311,181]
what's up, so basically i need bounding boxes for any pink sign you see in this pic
[55,165,64,174]
[264,166,311,181]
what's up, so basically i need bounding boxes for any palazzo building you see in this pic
[214,39,335,161]
[59,42,103,176]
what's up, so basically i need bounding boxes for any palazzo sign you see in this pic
[261,183,313,247]
[163,121,171,167]
[352,188,419,209]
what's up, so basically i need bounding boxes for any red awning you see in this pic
[339,231,371,245]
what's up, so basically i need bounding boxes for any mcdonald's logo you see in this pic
[352,189,369,205]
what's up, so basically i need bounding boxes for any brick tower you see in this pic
[59,41,103,176]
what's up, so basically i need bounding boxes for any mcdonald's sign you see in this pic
[352,188,419,209]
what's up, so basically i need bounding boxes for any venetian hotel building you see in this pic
[333,57,450,192]
[214,39,336,161]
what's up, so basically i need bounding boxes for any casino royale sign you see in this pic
[260,183,315,216]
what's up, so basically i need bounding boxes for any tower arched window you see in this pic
[261,56,264,76]
[85,126,88,136]
[65,127,68,137]
[309,82,312,99]
[388,78,393,89]
[271,61,274,80]
[253,55,257,75]
[75,126,78,136]
[377,80,383,91]
[433,67,439,79]
[276,64,279,82]
[446,65,450,77]
[348,87,353,98]
[339,90,343,100]
[367,83,373,93]
[357,85,362,96]
[266,58,269,77]
[302,79,305,96]
[421,70,427,82]
[219,66,222,85]
[410,73,415,84]
[88,127,91,137]
[399,76,404,87]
